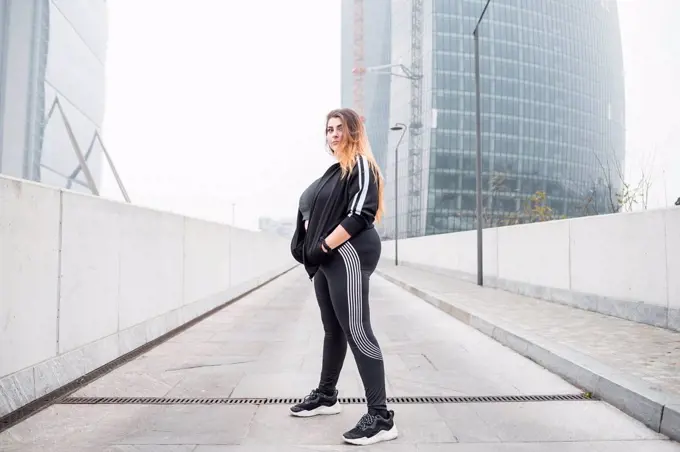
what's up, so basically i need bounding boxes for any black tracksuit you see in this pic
[291,155,387,412]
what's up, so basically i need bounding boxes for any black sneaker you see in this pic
[342,410,398,445]
[289,388,342,417]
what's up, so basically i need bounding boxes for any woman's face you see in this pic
[326,116,344,153]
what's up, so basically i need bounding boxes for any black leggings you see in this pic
[313,227,386,411]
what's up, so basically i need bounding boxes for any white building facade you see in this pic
[0,0,108,192]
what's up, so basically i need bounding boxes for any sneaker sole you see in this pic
[289,401,342,417]
[343,424,399,446]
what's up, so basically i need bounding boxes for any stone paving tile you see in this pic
[0,267,678,451]
[194,443,680,452]
[0,404,150,452]
[414,442,680,451]
[435,401,662,443]
[378,264,680,398]
[106,447,196,452]
[118,405,257,445]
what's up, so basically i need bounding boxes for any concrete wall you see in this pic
[0,176,296,416]
[382,208,680,332]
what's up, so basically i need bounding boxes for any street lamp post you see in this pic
[473,0,491,286]
[390,123,407,266]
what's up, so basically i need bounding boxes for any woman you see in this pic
[289,108,398,446]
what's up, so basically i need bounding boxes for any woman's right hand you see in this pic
[304,220,308,230]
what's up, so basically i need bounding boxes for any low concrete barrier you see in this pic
[0,175,296,416]
[381,207,680,331]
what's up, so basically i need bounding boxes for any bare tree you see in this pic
[589,147,654,214]
[636,149,656,210]
[483,171,509,227]
[577,186,599,216]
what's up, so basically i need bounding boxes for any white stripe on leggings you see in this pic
[337,242,383,361]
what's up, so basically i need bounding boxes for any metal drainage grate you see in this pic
[385,394,593,404]
[61,393,592,406]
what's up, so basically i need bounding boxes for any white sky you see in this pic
[100,0,341,229]
[100,0,680,230]
[617,0,680,209]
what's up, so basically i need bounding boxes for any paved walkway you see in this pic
[1,267,678,451]
[377,263,680,441]
[378,264,680,399]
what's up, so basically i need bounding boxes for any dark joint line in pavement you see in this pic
[421,353,438,370]
[165,360,255,372]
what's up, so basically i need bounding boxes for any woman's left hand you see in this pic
[308,239,332,265]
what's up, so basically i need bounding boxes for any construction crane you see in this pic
[352,0,365,122]
[351,0,424,236]
[408,0,424,237]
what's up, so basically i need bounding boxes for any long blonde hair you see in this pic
[326,108,385,222]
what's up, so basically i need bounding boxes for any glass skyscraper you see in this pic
[343,0,626,238]
[0,0,109,193]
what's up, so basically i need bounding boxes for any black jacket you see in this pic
[291,155,380,279]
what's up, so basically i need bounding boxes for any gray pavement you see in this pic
[377,263,680,442]
[377,264,680,398]
[1,266,678,451]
